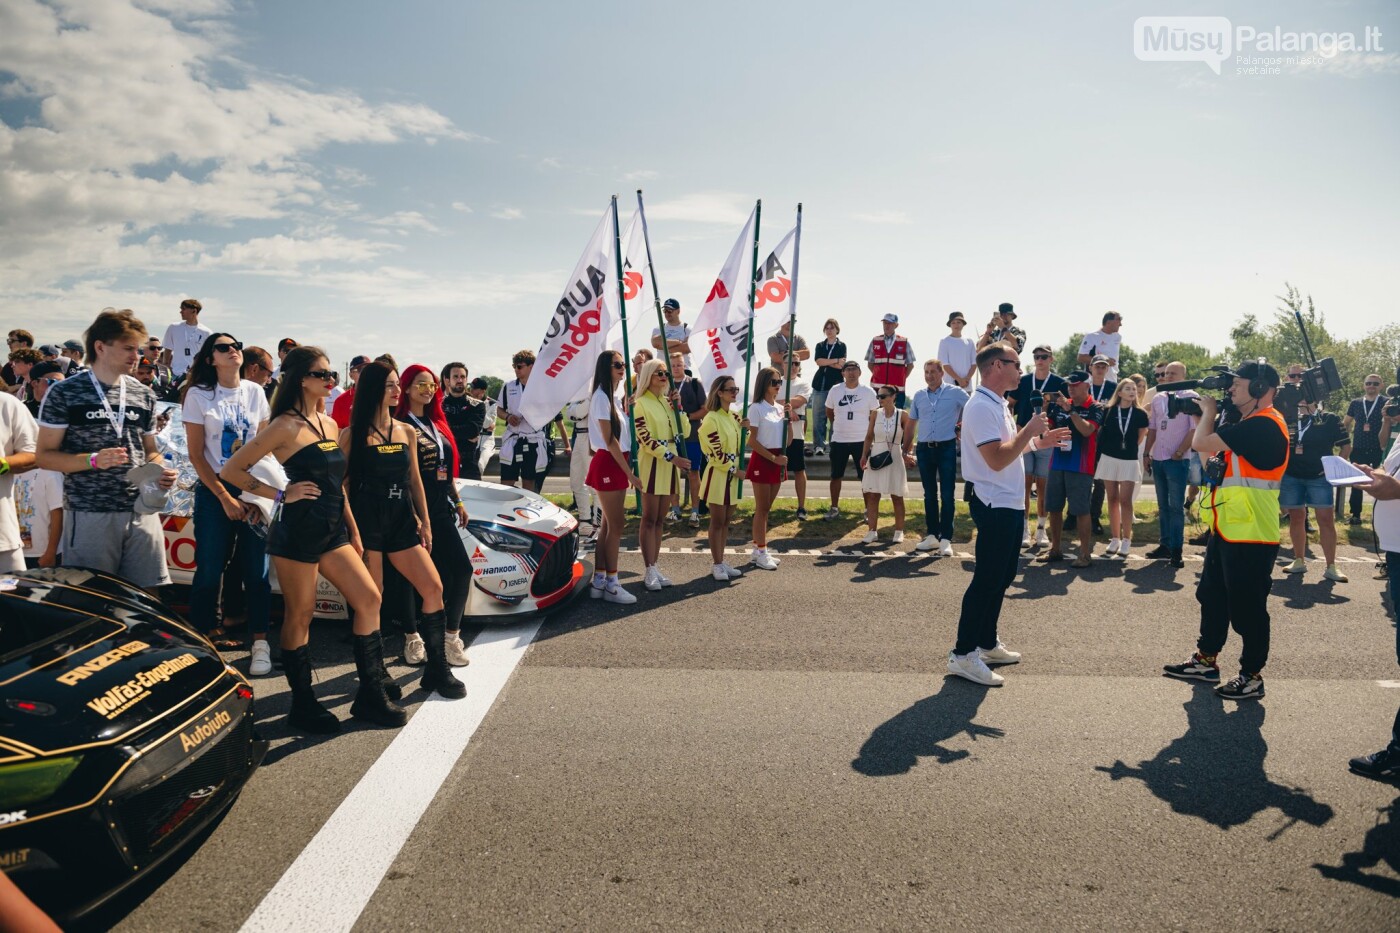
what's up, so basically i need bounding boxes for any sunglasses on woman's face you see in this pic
[722,386,738,393]
[213,341,243,353]
[305,370,334,380]
[611,361,625,370]
[416,381,438,391]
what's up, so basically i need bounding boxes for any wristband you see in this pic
[275,490,285,504]
[0,457,8,476]
[88,452,99,470]
[663,450,675,463]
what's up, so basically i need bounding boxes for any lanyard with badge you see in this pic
[409,413,449,481]
[89,370,128,442]
[1116,405,1132,448]
[1361,396,1380,434]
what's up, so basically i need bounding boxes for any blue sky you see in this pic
[2,0,1397,379]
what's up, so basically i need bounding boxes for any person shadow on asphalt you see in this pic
[851,676,1004,777]
[1097,689,1334,833]
[1313,795,1400,897]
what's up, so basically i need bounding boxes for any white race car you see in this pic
[155,405,586,620]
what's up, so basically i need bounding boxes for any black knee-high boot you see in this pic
[350,631,408,726]
[418,610,466,699]
[283,644,339,734]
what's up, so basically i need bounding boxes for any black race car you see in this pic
[0,567,266,921]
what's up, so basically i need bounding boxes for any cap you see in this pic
[1066,371,1090,385]
[136,359,155,370]
[881,313,899,324]
[1233,361,1281,389]
[38,344,60,356]
[662,298,681,311]
[946,312,966,326]
[998,302,1016,318]
[470,376,490,389]
[29,361,63,380]
[127,462,171,515]
[1033,344,1054,355]
[62,339,83,352]
[1091,355,1111,366]
[349,355,371,369]
[841,360,861,371]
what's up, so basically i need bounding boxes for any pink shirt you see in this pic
[1149,392,1199,461]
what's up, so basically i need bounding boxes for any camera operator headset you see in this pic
[1161,361,1290,700]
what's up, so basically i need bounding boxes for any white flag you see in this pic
[520,206,618,431]
[751,225,797,345]
[607,209,653,356]
[691,206,757,393]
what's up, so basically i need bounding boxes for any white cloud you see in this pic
[199,235,399,272]
[624,169,659,182]
[851,209,913,225]
[491,207,524,220]
[365,211,442,234]
[645,192,753,225]
[1294,51,1400,77]
[450,201,473,213]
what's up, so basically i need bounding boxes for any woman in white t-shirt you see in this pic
[743,367,790,571]
[181,332,274,673]
[584,350,642,604]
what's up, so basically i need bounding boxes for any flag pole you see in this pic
[637,189,685,437]
[781,203,802,451]
[611,195,640,514]
[736,199,762,498]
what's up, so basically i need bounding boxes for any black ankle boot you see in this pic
[350,632,408,727]
[282,644,340,734]
[418,610,466,700]
[1169,548,1185,569]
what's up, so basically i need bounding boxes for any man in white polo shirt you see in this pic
[1077,311,1124,383]
[949,342,1071,686]
[1348,435,1400,780]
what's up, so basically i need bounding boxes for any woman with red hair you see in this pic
[395,363,470,697]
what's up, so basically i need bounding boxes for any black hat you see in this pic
[29,361,63,380]
[61,338,83,352]
[349,354,371,369]
[998,302,1015,317]
[662,298,681,311]
[1066,371,1090,385]
[470,376,489,390]
[946,312,966,326]
[1232,361,1280,390]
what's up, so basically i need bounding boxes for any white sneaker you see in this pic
[979,641,1022,665]
[603,583,637,604]
[948,651,1004,686]
[249,639,272,676]
[752,549,780,571]
[862,530,879,545]
[938,540,954,557]
[1022,528,1031,548]
[825,507,840,520]
[720,562,743,579]
[1285,557,1307,574]
[644,566,663,591]
[1118,540,1131,559]
[892,530,905,544]
[589,576,607,599]
[1324,564,1349,583]
[654,567,673,587]
[1034,527,1049,547]
[916,534,940,552]
[403,633,427,666]
[445,633,471,667]
[1106,538,1121,556]
[712,564,730,581]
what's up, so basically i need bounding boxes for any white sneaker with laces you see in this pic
[1022,527,1031,547]
[892,530,904,544]
[1324,564,1349,582]
[403,633,427,666]
[445,633,471,667]
[1118,540,1131,558]
[916,534,940,552]
[752,549,780,571]
[979,641,1022,665]
[1035,527,1049,547]
[712,564,730,581]
[654,567,673,587]
[948,651,1005,686]
[1106,538,1120,556]
[720,562,743,579]
[249,639,272,676]
[603,582,637,604]
[644,566,663,591]
[938,540,954,557]
[862,530,879,545]
[1285,557,1307,574]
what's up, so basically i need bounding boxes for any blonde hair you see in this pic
[632,359,668,405]
[1107,380,1144,411]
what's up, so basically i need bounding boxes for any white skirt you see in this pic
[861,447,909,496]
[1094,454,1142,483]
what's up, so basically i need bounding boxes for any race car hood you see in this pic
[456,479,578,539]
[0,569,230,754]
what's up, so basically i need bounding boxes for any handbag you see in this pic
[866,412,899,469]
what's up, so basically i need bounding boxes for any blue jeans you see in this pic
[191,482,271,638]
[811,389,830,446]
[916,442,957,541]
[1153,457,1190,549]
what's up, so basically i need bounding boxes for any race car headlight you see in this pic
[467,522,533,553]
[0,756,82,809]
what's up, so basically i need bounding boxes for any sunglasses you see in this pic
[513,362,532,369]
[1366,382,1382,387]
[1033,354,1050,361]
[1288,373,1303,380]
[653,371,668,378]
[878,393,895,400]
[611,361,625,370]
[212,341,243,353]
[305,370,334,380]
[722,385,739,392]
[416,381,438,391]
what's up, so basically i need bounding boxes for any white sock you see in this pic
[592,571,606,587]
[607,573,619,587]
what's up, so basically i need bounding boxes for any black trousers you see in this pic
[1196,533,1279,674]
[954,498,1024,656]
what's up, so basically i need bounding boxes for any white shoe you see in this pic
[979,641,1022,665]
[249,639,272,676]
[403,633,427,666]
[948,651,1004,686]
[720,562,743,579]
[938,540,954,557]
[862,530,879,545]
[752,549,780,571]
[603,583,637,604]
[445,633,471,667]
[1022,528,1031,547]
[825,507,840,520]
[644,566,663,591]
[712,564,730,581]
[654,567,673,587]
[1324,564,1348,583]
[589,577,607,599]
[1034,527,1049,547]
[892,530,904,544]
[1118,541,1131,559]
[1285,557,1307,574]
[916,534,940,552]
[1105,538,1121,556]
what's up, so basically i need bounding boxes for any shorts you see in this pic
[350,494,420,554]
[685,439,703,468]
[638,452,680,496]
[1094,455,1142,483]
[785,437,806,473]
[1045,470,1093,516]
[500,440,550,485]
[745,450,787,485]
[63,510,171,588]
[268,494,350,564]
[586,448,631,493]
[1280,474,1334,510]
[829,441,865,480]
[1021,447,1052,479]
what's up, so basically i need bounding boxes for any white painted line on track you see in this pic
[1378,680,1400,688]
[239,619,542,933]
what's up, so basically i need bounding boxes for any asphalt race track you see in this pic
[104,536,1399,932]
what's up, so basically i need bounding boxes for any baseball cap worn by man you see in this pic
[881,313,899,324]
[470,376,489,390]
[1092,355,1111,367]
[29,361,63,381]
[1066,371,1091,385]
[349,354,371,369]
[62,339,83,352]
[842,361,861,372]
[39,344,60,357]
[663,298,681,311]
[1231,361,1281,391]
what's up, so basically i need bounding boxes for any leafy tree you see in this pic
[1142,341,1224,378]
[1051,333,1142,380]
